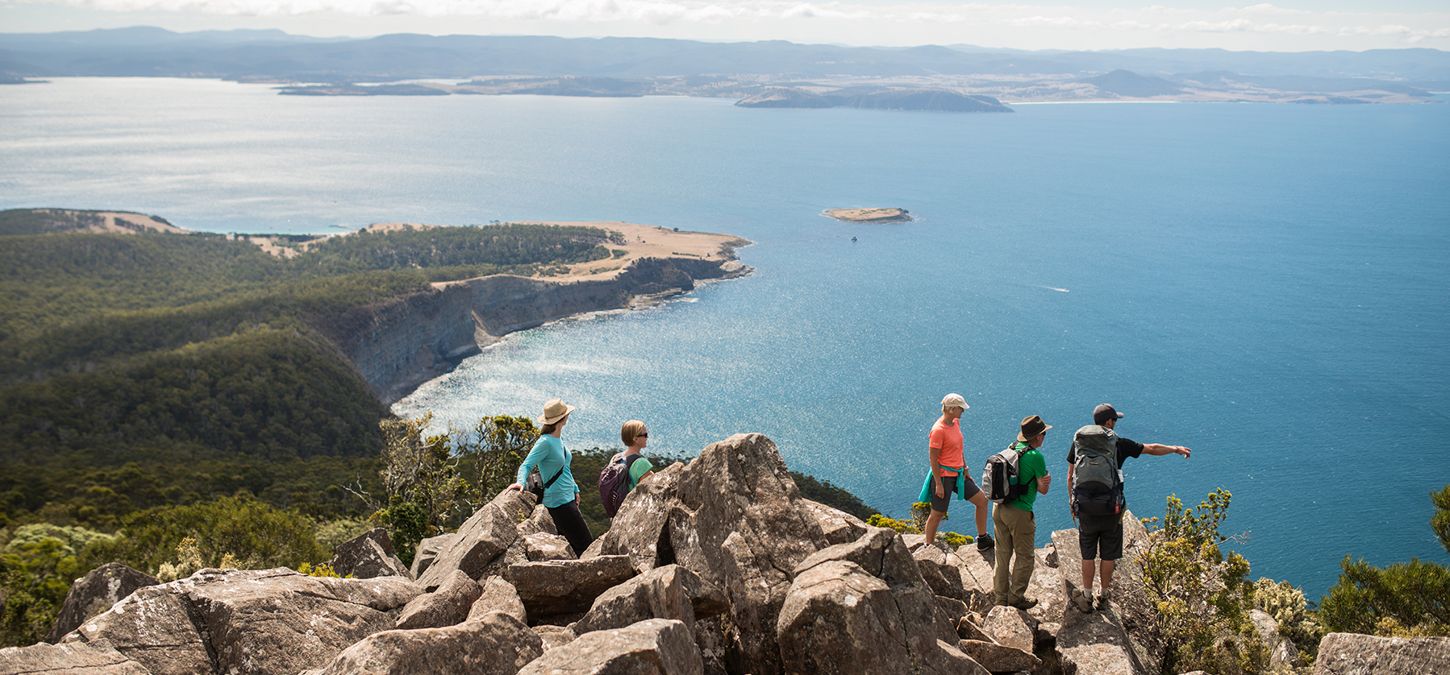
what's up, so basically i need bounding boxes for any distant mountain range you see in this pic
[2,27,1447,106]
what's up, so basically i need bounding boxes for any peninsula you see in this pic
[824,207,912,223]
[0,208,751,523]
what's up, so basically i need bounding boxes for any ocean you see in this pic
[3,78,1447,596]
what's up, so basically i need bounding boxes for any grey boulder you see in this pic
[518,505,558,536]
[307,611,543,675]
[331,528,410,579]
[0,639,149,674]
[416,488,535,590]
[467,576,528,624]
[1053,604,1148,675]
[778,546,985,675]
[522,532,575,561]
[509,555,638,619]
[518,618,704,675]
[46,563,158,644]
[533,624,578,652]
[1313,633,1450,675]
[395,569,481,629]
[409,533,458,580]
[958,638,1043,672]
[64,567,421,675]
[572,564,728,635]
[800,498,867,546]
[914,543,968,602]
[981,606,1035,653]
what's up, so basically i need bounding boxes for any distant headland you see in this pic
[737,88,1012,113]
[825,207,913,223]
[2,29,1441,105]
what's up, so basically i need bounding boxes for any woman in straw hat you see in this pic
[508,398,593,556]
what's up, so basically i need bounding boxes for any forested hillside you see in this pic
[0,211,618,527]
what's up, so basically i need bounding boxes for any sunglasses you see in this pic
[638,432,648,438]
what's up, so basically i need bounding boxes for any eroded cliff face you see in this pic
[335,257,748,404]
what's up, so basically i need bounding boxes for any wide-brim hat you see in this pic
[1017,415,1053,442]
[540,398,575,425]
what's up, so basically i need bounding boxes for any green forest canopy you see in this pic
[0,210,618,528]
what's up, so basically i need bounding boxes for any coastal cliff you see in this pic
[334,255,748,404]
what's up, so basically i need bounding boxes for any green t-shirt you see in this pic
[626,453,653,491]
[1006,443,1048,512]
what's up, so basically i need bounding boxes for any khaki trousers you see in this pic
[992,503,1036,604]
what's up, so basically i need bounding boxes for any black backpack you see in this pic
[526,465,565,502]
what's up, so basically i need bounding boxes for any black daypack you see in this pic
[1071,424,1123,517]
[982,442,1032,505]
[599,454,646,517]
[526,465,565,502]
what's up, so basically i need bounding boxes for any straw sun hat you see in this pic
[540,398,575,426]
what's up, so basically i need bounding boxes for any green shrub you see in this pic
[1318,558,1450,637]
[0,524,116,646]
[297,562,350,578]
[864,513,971,546]
[116,493,324,575]
[1317,484,1450,638]
[314,517,373,555]
[866,513,918,534]
[1252,577,1322,661]
[1139,489,1268,675]
[1433,485,1450,555]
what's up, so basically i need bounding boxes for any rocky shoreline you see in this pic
[5,433,1443,674]
[333,250,750,405]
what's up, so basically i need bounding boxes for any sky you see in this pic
[2,1,1449,51]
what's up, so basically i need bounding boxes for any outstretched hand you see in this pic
[1177,446,1192,459]
[507,482,524,492]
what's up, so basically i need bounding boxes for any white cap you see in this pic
[941,393,969,411]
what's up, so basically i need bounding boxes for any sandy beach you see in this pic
[432,221,750,287]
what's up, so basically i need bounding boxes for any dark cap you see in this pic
[1017,415,1052,442]
[1093,403,1124,425]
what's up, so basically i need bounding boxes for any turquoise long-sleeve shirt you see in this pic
[516,434,579,508]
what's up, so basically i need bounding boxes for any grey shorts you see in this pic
[930,473,981,512]
[1078,514,1124,561]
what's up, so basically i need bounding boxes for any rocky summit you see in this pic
[3,432,1446,674]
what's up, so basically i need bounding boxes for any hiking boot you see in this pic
[1010,597,1039,611]
[1096,589,1113,611]
[976,534,994,551]
[1068,588,1094,613]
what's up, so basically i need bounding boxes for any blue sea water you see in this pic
[3,78,1448,597]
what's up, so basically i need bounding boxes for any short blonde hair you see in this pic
[620,420,647,447]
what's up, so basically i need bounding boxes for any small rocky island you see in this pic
[824,207,912,223]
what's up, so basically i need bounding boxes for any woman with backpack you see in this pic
[507,398,593,556]
[599,420,655,518]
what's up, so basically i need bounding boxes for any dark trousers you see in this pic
[547,498,595,557]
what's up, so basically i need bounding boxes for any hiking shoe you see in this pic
[1096,590,1113,611]
[976,534,994,551]
[1069,588,1094,613]
[1010,597,1039,611]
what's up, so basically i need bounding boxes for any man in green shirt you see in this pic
[992,415,1053,609]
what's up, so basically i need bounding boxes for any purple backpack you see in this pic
[599,454,645,517]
